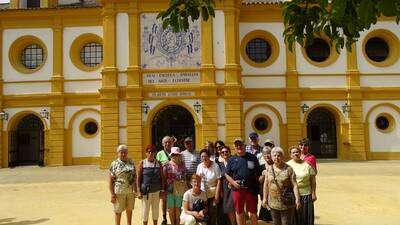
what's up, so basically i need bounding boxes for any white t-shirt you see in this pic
[182,189,208,210]
[196,162,222,191]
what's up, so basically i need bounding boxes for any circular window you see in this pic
[241,30,279,67]
[80,42,103,67]
[21,44,45,69]
[70,33,103,72]
[365,37,389,62]
[375,113,395,133]
[9,35,47,74]
[301,36,339,67]
[362,29,399,67]
[252,114,272,134]
[80,118,99,138]
[245,38,272,63]
[306,38,330,62]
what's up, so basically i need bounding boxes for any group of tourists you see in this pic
[108,133,318,225]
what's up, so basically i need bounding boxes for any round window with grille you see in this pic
[245,38,272,63]
[80,119,99,138]
[252,114,272,134]
[365,37,389,62]
[21,44,44,69]
[376,116,389,130]
[80,42,103,67]
[375,113,395,133]
[305,38,331,62]
[84,121,98,135]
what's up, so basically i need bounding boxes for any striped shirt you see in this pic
[181,149,201,176]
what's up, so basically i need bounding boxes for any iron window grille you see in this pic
[80,42,103,67]
[245,38,272,63]
[21,44,44,69]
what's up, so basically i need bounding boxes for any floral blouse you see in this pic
[109,158,136,194]
[164,162,186,189]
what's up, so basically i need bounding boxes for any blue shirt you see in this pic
[226,152,261,194]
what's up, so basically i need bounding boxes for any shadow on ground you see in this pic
[0,218,49,225]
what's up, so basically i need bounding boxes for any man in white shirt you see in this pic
[181,137,201,180]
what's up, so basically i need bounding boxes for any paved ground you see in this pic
[0,160,399,225]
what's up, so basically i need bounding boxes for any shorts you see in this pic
[113,193,135,213]
[167,193,183,209]
[232,189,257,214]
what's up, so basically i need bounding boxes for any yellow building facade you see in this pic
[1,0,400,169]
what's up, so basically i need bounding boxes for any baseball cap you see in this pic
[264,139,275,146]
[184,137,193,143]
[233,138,244,145]
[249,132,259,139]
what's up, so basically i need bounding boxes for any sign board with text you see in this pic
[148,91,195,98]
[143,72,200,85]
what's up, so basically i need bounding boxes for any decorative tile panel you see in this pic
[140,13,201,69]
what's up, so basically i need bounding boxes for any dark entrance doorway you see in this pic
[306,107,337,158]
[9,114,45,167]
[152,105,195,150]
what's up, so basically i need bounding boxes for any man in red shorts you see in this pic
[225,138,261,225]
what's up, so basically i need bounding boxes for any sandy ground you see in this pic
[1,160,400,225]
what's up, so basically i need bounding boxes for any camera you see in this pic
[237,179,247,189]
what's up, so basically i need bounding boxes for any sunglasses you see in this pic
[220,151,229,154]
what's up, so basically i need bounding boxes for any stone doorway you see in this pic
[306,107,337,158]
[151,105,195,150]
[9,114,45,167]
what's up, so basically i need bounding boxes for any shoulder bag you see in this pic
[271,165,295,206]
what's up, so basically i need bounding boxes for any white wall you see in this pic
[116,13,129,71]
[118,73,127,86]
[357,21,400,74]
[299,76,347,88]
[213,10,226,69]
[362,100,400,121]
[367,105,400,152]
[63,26,103,79]
[361,75,400,87]
[64,80,101,93]
[296,44,346,75]
[65,105,100,128]
[215,70,225,84]
[244,103,282,146]
[217,98,226,141]
[244,102,286,123]
[3,82,51,95]
[242,76,285,88]
[65,106,101,158]
[3,28,53,82]
[240,23,286,75]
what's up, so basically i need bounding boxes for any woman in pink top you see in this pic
[298,138,317,174]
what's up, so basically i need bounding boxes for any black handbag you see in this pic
[192,199,209,222]
[271,165,295,206]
